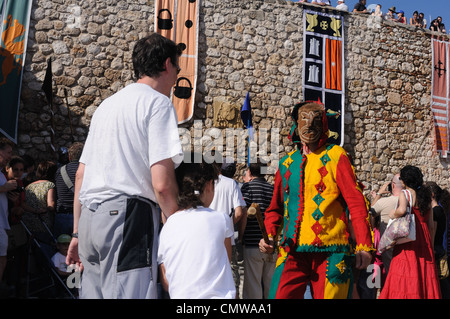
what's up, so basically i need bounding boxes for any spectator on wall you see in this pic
[371,4,383,17]
[384,6,397,21]
[336,0,348,12]
[311,0,330,6]
[353,0,367,13]
[396,10,407,24]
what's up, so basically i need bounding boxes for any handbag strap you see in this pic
[61,164,74,193]
[402,189,412,214]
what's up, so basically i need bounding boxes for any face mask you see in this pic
[297,104,323,144]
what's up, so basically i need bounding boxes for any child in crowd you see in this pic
[157,155,235,299]
[52,234,72,277]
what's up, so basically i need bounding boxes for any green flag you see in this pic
[0,0,32,143]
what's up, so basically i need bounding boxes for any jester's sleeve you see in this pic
[336,153,374,252]
[264,169,284,239]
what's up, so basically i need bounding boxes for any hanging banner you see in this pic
[0,0,32,143]
[303,7,345,146]
[431,37,449,158]
[155,0,199,124]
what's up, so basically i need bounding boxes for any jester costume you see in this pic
[264,102,373,299]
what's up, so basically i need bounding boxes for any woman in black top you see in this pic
[426,181,450,298]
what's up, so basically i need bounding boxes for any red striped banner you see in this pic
[431,38,449,157]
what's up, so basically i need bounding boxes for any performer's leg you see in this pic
[310,252,353,299]
[268,249,311,299]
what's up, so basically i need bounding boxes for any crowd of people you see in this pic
[1,31,450,300]
[299,0,448,34]
[0,140,84,298]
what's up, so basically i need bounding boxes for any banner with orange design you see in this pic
[0,0,32,143]
[431,37,449,158]
[303,7,345,147]
[155,0,198,124]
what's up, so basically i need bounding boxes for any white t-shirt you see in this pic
[311,0,331,5]
[52,251,68,272]
[209,174,246,245]
[158,206,235,299]
[0,173,10,230]
[79,83,183,209]
[336,3,349,11]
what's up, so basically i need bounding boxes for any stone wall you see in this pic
[17,0,450,191]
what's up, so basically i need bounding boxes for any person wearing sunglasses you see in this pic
[66,33,184,299]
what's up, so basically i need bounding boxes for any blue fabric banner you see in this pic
[0,0,32,143]
[240,91,253,140]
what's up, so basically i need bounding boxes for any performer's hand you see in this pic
[259,238,274,254]
[354,250,372,270]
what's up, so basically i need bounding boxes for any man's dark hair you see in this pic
[6,156,25,169]
[248,160,264,178]
[132,33,183,80]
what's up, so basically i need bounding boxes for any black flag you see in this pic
[42,57,57,154]
[42,58,53,105]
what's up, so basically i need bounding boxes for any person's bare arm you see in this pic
[66,163,84,270]
[237,207,247,242]
[0,180,17,193]
[225,237,232,262]
[390,191,407,219]
[47,187,56,212]
[151,158,179,219]
[233,206,245,224]
[428,210,436,251]
[159,263,169,292]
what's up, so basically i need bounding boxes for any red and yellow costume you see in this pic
[265,102,373,299]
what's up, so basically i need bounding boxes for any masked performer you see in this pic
[259,101,373,299]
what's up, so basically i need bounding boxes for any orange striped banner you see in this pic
[325,38,342,91]
[155,0,198,124]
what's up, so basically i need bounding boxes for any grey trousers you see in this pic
[78,196,160,299]
[243,246,276,299]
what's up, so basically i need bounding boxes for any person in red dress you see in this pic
[379,165,441,299]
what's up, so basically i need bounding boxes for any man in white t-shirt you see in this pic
[336,0,348,12]
[209,161,246,298]
[66,33,184,299]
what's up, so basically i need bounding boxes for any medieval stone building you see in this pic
[16,0,450,191]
